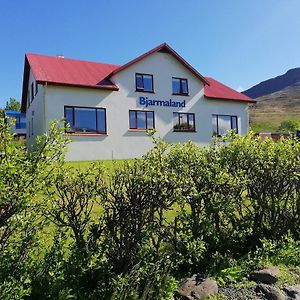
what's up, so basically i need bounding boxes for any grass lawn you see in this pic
[66,159,129,171]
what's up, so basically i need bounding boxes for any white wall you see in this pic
[41,52,249,161]
[26,69,45,147]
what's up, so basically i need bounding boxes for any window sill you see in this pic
[128,129,151,132]
[135,90,155,94]
[66,133,108,136]
[173,130,197,133]
[172,93,189,96]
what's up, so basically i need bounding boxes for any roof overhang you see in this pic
[204,95,256,103]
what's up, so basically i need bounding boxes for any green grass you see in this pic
[65,159,128,171]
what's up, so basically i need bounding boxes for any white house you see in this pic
[21,43,255,161]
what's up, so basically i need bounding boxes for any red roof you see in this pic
[21,43,254,112]
[26,53,119,89]
[204,77,255,103]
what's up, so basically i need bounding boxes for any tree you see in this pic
[4,98,21,111]
[278,119,300,132]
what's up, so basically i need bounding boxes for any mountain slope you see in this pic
[244,68,300,98]
[245,69,300,132]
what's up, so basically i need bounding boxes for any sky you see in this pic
[0,0,300,108]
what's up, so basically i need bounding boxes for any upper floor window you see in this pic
[212,114,238,137]
[64,106,107,134]
[173,112,195,132]
[172,77,188,95]
[35,82,38,96]
[31,82,34,102]
[135,73,154,93]
[27,90,30,108]
[129,110,154,130]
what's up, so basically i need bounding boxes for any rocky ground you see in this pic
[177,267,300,300]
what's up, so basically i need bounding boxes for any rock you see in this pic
[283,284,300,299]
[220,285,261,300]
[255,284,285,300]
[251,266,280,284]
[177,274,218,300]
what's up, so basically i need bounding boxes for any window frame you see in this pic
[172,77,189,96]
[173,112,196,132]
[212,114,238,137]
[129,110,155,130]
[64,106,107,135]
[135,73,154,93]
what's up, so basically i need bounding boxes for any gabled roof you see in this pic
[21,43,254,112]
[26,53,119,88]
[21,54,119,112]
[204,77,256,103]
[108,43,210,85]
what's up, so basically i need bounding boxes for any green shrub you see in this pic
[1,118,300,299]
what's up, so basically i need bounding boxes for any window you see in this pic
[129,110,154,130]
[212,115,238,136]
[15,117,26,129]
[64,106,107,134]
[31,82,34,102]
[27,90,30,108]
[172,77,188,95]
[35,82,38,95]
[135,73,154,92]
[173,112,195,132]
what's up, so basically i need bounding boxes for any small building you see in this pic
[21,43,255,161]
[4,110,26,138]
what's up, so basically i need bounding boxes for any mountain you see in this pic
[243,68,300,98]
[244,68,300,132]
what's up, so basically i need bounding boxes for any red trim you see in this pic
[173,130,197,133]
[67,133,108,136]
[205,95,256,103]
[41,81,119,91]
[109,43,210,85]
[127,129,149,132]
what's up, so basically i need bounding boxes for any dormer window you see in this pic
[135,73,154,93]
[172,77,188,95]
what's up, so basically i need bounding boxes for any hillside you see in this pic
[244,68,300,132]
[244,68,300,98]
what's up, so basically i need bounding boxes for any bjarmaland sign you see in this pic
[139,96,186,108]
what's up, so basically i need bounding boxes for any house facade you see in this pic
[4,110,26,138]
[21,43,255,161]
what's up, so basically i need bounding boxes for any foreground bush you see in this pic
[1,121,300,299]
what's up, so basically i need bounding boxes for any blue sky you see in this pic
[0,0,299,107]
